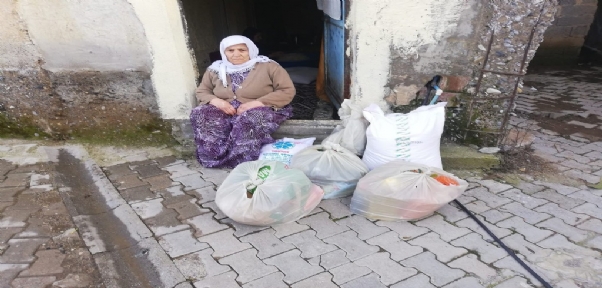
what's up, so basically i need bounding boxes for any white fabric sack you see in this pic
[350,160,468,221]
[290,143,369,199]
[322,99,368,155]
[216,160,324,226]
[259,137,316,165]
[362,102,446,170]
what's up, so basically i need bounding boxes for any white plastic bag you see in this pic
[259,137,316,165]
[362,102,446,170]
[290,143,369,199]
[322,99,368,155]
[216,160,324,226]
[350,160,468,221]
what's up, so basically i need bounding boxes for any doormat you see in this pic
[290,82,319,120]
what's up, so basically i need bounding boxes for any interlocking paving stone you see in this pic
[465,187,513,208]
[314,249,349,269]
[219,249,278,284]
[448,254,497,284]
[193,271,240,288]
[157,185,186,198]
[390,273,436,288]
[571,203,602,219]
[577,218,602,234]
[200,201,227,220]
[456,195,477,204]
[537,235,600,258]
[158,230,209,258]
[585,235,602,250]
[0,238,47,263]
[450,233,507,264]
[133,164,167,179]
[480,209,513,224]
[165,198,209,220]
[291,272,338,288]
[271,222,309,238]
[220,218,269,237]
[415,215,472,241]
[534,203,589,225]
[298,212,349,239]
[584,151,602,160]
[173,248,230,281]
[354,252,417,285]
[366,231,423,261]
[11,276,56,288]
[564,170,600,184]
[329,262,372,285]
[491,276,532,288]
[143,208,191,237]
[189,187,216,204]
[408,232,467,263]
[323,231,379,261]
[478,180,513,193]
[173,173,212,191]
[497,216,554,242]
[336,215,389,240]
[374,220,429,240]
[536,218,591,243]
[144,174,176,191]
[281,230,338,259]
[498,202,551,224]
[198,229,252,258]
[501,234,552,262]
[567,190,602,209]
[558,151,592,164]
[186,213,229,237]
[436,204,468,222]
[0,209,36,227]
[463,200,492,213]
[115,174,147,190]
[492,256,550,286]
[263,249,323,284]
[119,185,157,203]
[19,249,65,276]
[164,163,198,179]
[401,252,465,286]
[318,199,353,219]
[532,190,587,212]
[442,277,485,288]
[0,264,29,287]
[240,229,295,259]
[131,198,165,219]
[242,272,287,288]
[341,273,387,288]
[498,189,548,209]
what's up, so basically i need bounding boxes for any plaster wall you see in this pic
[347,0,481,109]
[0,0,42,69]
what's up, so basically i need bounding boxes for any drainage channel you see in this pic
[53,148,185,288]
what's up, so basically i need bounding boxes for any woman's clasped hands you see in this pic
[209,98,264,115]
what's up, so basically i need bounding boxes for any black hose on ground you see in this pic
[452,199,553,288]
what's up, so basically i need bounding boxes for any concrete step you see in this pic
[172,119,500,170]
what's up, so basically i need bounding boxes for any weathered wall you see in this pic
[532,0,598,65]
[347,0,486,110]
[0,0,198,140]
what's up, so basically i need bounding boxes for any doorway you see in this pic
[179,0,348,120]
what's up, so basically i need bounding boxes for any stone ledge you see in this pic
[441,143,500,170]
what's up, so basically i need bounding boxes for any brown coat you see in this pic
[195,61,296,108]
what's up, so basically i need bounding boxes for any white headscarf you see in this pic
[207,35,272,87]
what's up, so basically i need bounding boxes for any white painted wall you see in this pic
[127,0,198,119]
[347,0,471,110]
[0,0,41,69]
[17,0,151,72]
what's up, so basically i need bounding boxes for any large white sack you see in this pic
[322,99,368,155]
[290,143,369,199]
[216,160,324,226]
[350,160,468,221]
[258,137,315,166]
[362,102,446,170]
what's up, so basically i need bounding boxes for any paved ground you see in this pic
[1,68,601,288]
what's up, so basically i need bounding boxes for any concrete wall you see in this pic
[0,0,198,139]
[532,0,598,65]
[583,0,602,61]
[347,0,486,110]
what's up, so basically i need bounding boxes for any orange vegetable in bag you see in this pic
[431,174,459,186]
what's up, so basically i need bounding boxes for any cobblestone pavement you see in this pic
[1,68,601,287]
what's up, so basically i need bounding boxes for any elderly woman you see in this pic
[190,35,295,168]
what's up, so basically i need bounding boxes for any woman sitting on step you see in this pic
[190,35,296,168]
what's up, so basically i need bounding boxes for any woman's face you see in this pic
[224,44,250,65]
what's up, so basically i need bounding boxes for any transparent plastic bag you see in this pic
[322,100,368,155]
[291,143,369,199]
[259,137,316,166]
[350,160,468,221]
[216,160,324,226]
